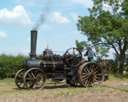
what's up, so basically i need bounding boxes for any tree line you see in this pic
[0,55,27,79]
[77,0,128,75]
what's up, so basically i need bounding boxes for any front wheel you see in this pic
[15,69,26,89]
[23,68,46,89]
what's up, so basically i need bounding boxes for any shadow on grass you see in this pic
[13,84,86,90]
[44,84,70,89]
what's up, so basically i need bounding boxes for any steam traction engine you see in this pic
[15,30,105,89]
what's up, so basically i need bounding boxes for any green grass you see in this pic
[0,76,128,97]
[109,74,128,81]
[0,78,108,97]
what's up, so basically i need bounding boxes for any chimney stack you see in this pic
[30,30,37,58]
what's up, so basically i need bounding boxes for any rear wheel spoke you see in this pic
[78,63,104,87]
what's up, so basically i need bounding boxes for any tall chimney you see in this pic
[30,30,37,58]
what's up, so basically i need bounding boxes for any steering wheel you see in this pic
[63,48,82,66]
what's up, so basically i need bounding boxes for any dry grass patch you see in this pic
[0,77,128,102]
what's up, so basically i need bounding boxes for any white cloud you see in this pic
[51,12,70,24]
[0,31,7,39]
[72,0,93,8]
[0,5,32,27]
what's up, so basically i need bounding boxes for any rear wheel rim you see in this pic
[93,64,105,84]
[82,65,94,86]
[78,63,104,87]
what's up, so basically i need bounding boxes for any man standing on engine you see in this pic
[85,46,96,61]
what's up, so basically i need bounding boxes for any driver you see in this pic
[84,47,96,61]
[43,48,53,57]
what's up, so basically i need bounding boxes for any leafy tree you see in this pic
[77,0,128,74]
[95,45,109,58]
[75,40,86,51]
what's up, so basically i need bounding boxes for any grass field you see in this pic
[0,75,128,102]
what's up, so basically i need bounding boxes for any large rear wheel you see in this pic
[78,63,104,87]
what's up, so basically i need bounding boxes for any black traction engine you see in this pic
[15,30,106,89]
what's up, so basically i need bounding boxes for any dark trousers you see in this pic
[88,57,93,61]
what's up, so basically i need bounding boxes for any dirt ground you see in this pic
[0,77,128,102]
[0,91,128,102]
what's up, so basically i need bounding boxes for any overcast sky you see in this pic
[0,0,93,55]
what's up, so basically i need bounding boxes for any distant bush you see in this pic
[0,55,27,79]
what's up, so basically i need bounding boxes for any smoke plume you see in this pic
[32,0,51,30]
